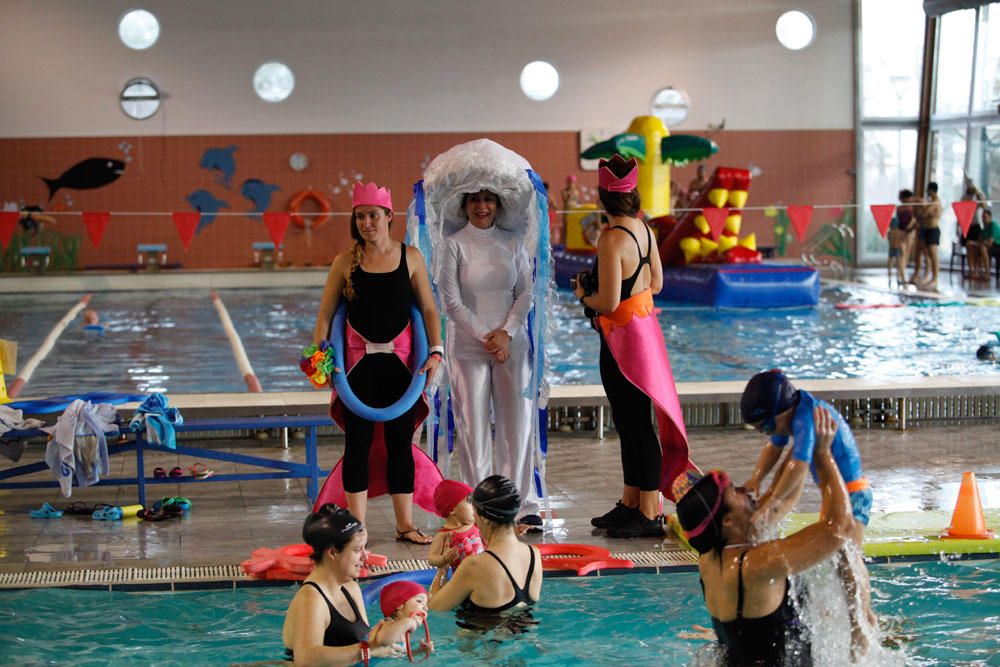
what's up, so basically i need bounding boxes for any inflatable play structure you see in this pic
[555,115,819,309]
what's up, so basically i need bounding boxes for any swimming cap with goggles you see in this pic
[470,474,520,524]
[740,369,798,434]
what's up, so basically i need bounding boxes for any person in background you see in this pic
[283,505,416,664]
[912,181,942,291]
[312,182,442,545]
[985,209,999,272]
[889,189,918,286]
[438,188,542,532]
[676,407,856,666]
[575,154,693,539]
[686,164,711,206]
[542,181,562,245]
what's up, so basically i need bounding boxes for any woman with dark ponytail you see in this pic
[283,504,419,664]
[574,154,695,538]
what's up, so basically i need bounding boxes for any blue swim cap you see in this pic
[740,370,798,430]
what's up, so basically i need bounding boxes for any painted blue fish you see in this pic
[41,157,126,201]
[186,190,229,232]
[240,178,281,214]
[199,145,239,188]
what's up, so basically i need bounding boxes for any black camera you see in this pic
[571,269,598,296]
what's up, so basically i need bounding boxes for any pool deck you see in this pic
[0,419,996,582]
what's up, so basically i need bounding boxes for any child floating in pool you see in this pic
[371,581,433,659]
[740,369,877,659]
[81,309,104,337]
[427,479,484,572]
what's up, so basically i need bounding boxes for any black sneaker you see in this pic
[591,501,638,529]
[517,514,544,534]
[606,512,665,538]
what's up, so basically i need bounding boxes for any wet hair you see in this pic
[343,206,392,301]
[676,471,731,554]
[898,189,913,200]
[302,503,364,562]
[597,155,641,218]
[740,369,799,428]
[978,344,998,361]
[471,474,520,525]
[927,181,938,194]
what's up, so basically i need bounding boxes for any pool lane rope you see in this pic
[210,291,262,392]
[8,293,92,398]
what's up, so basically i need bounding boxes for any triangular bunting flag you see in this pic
[786,205,814,243]
[952,200,977,238]
[172,211,201,250]
[81,211,111,248]
[702,207,729,242]
[870,204,895,239]
[0,211,19,249]
[263,212,291,248]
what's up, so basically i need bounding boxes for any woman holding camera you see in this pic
[574,155,694,538]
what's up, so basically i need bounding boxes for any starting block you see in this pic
[137,244,168,272]
[253,241,283,269]
[19,246,51,274]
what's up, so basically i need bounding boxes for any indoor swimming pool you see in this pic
[2,285,999,396]
[0,559,996,665]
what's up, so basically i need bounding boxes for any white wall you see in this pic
[0,0,854,137]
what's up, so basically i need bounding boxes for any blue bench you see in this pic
[0,414,332,507]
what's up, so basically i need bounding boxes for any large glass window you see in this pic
[861,0,924,117]
[973,4,1000,112]
[929,127,968,249]
[860,129,918,258]
[934,9,976,116]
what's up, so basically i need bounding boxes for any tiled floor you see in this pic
[1,420,996,574]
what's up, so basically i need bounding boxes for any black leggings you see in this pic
[341,355,416,495]
[599,336,662,492]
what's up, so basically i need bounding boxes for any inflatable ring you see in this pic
[329,302,428,422]
[362,569,436,607]
[289,189,332,230]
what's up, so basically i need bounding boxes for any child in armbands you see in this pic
[370,581,432,660]
[427,480,484,572]
[740,369,877,658]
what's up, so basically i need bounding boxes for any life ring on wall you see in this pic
[289,189,332,229]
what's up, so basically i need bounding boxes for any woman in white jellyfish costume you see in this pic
[407,139,553,530]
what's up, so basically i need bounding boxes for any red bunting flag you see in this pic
[81,211,111,248]
[786,205,814,243]
[263,211,291,248]
[0,211,19,249]
[870,204,895,239]
[702,207,729,242]
[172,211,201,250]
[952,200,977,238]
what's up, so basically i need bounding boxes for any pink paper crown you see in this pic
[352,182,393,210]
[598,158,639,193]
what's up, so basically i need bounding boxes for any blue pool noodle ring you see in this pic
[362,568,437,608]
[329,302,428,422]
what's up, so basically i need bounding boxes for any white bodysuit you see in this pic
[439,223,539,517]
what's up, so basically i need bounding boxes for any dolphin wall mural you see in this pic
[186,189,229,232]
[240,178,281,215]
[199,145,239,188]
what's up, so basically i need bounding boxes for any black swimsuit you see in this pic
[285,581,369,660]
[592,223,653,301]
[706,551,812,666]
[457,547,538,632]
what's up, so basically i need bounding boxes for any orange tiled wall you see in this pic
[0,130,854,269]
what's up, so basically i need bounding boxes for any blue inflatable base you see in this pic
[659,263,819,308]
[552,245,596,290]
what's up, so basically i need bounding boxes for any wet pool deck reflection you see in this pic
[0,421,996,575]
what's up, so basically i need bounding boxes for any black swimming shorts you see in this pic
[921,227,941,246]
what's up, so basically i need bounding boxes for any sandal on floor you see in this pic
[139,508,167,521]
[153,467,167,479]
[62,502,112,516]
[168,466,184,479]
[189,462,214,479]
[395,528,432,545]
[30,502,63,519]
[92,506,123,521]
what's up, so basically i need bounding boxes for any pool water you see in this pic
[0,560,997,665]
[2,285,999,396]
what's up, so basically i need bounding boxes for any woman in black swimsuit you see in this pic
[428,475,542,623]
[283,504,420,664]
[676,407,855,666]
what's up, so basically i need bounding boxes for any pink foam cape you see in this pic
[601,307,698,501]
[313,322,442,514]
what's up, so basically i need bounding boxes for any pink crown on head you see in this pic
[352,182,393,210]
[598,158,639,193]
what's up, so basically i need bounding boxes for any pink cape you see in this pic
[599,293,697,501]
[312,322,443,514]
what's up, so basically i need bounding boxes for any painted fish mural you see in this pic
[240,178,281,214]
[199,145,239,188]
[41,158,126,202]
[186,190,229,232]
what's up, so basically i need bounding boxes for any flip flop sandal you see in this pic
[189,462,214,480]
[395,528,432,545]
[139,508,168,521]
[62,502,112,516]
[30,502,63,519]
[159,496,192,514]
[92,506,123,521]
[168,467,184,479]
[153,467,167,479]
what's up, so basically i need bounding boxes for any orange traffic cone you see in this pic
[943,472,994,540]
